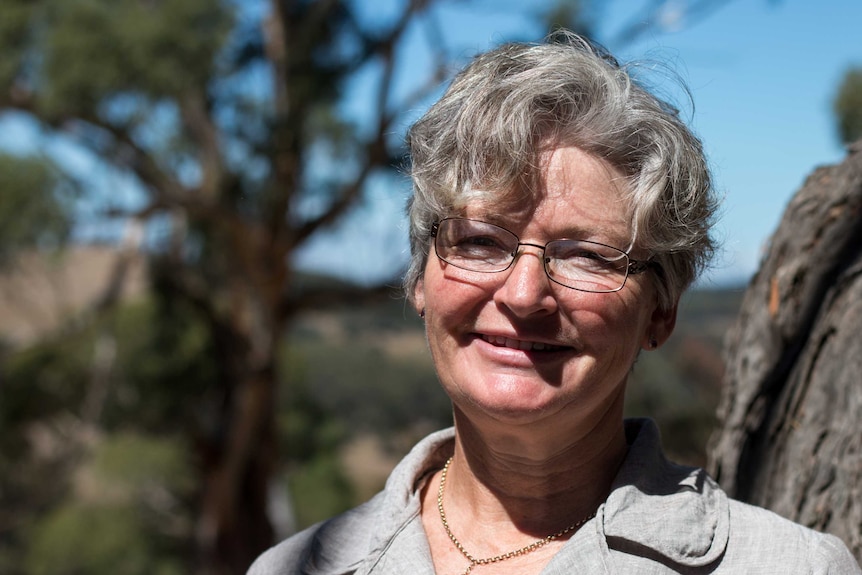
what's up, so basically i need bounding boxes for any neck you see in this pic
[444,400,628,537]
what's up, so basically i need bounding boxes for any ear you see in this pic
[412,277,426,318]
[643,302,677,350]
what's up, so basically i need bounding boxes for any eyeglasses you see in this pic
[430,217,653,293]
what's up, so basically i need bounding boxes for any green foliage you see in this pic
[0,332,92,572]
[277,367,349,464]
[25,502,183,575]
[284,303,451,437]
[0,296,217,435]
[0,270,744,569]
[0,329,91,434]
[626,288,742,466]
[0,0,35,89]
[286,342,449,433]
[0,2,746,569]
[628,348,719,466]
[0,289,371,567]
[0,153,70,265]
[286,454,356,529]
[90,432,195,503]
[277,299,451,528]
[835,67,862,145]
[39,0,233,116]
[0,298,212,573]
[106,297,218,432]
[543,0,595,37]
[23,433,193,575]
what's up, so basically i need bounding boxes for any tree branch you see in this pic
[609,0,737,47]
[289,0,432,247]
[178,89,225,201]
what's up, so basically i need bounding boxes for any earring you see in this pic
[649,335,658,349]
[420,308,426,319]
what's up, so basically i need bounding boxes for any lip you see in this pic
[477,333,573,353]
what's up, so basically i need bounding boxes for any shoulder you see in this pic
[247,427,456,575]
[724,500,861,574]
[247,494,383,575]
[607,420,860,573]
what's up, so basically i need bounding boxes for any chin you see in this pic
[450,368,624,429]
[458,385,574,426]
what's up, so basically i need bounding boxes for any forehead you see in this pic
[540,145,628,207]
[466,146,632,243]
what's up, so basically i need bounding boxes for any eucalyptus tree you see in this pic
[0,0,736,571]
[1,1,453,570]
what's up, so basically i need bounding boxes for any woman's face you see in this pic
[413,146,676,431]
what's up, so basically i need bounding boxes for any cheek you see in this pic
[565,293,650,350]
[424,263,493,312]
[426,283,485,342]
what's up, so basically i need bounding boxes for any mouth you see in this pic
[479,334,570,352]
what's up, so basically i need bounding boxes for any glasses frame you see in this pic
[430,217,653,293]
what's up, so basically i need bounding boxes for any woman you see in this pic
[249,32,861,574]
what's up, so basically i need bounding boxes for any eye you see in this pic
[571,251,613,270]
[457,234,508,249]
[549,241,627,274]
[450,233,511,259]
[438,219,517,264]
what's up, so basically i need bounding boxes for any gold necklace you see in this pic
[436,456,596,575]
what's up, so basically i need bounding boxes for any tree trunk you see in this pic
[197,280,285,574]
[197,367,276,575]
[707,141,862,562]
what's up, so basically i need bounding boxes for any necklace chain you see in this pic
[436,456,596,575]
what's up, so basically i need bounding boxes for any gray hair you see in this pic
[404,31,718,311]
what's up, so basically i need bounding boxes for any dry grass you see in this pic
[0,246,147,347]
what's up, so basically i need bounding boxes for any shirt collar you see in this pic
[375,419,730,571]
[599,418,730,568]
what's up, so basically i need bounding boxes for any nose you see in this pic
[493,244,558,317]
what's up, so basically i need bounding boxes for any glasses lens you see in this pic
[435,219,517,272]
[432,219,634,293]
[544,240,629,292]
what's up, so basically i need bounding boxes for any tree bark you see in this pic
[707,141,862,562]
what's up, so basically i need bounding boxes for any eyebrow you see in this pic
[460,201,635,245]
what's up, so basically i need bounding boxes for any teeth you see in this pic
[482,335,563,352]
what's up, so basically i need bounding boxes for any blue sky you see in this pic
[2,1,859,289]
[295,0,862,288]
[602,0,862,285]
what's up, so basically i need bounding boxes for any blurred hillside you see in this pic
[0,246,147,347]
[0,246,743,473]
[286,282,745,494]
[0,247,744,570]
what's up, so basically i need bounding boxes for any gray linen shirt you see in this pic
[248,419,861,574]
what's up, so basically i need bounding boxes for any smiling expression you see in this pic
[413,146,676,430]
